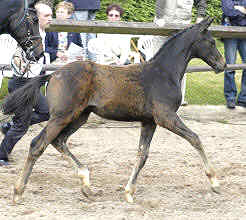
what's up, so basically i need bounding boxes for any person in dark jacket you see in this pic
[45,1,83,63]
[222,0,246,109]
[65,0,100,61]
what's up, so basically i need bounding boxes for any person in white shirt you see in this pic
[88,4,131,65]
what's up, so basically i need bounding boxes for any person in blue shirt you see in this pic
[65,0,100,62]
[45,1,83,63]
[222,0,246,109]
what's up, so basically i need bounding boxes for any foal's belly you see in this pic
[90,101,152,122]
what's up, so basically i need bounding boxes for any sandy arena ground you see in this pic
[0,105,246,220]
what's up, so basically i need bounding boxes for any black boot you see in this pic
[0,122,12,135]
[0,159,9,166]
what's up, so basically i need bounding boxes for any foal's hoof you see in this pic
[211,185,221,194]
[124,184,136,203]
[12,186,23,204]
[211,177,220,194]
[125,192,134,203]
[81,185,103,201]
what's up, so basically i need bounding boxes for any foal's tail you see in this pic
[1,74,52,116]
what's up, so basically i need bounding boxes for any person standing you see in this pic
[0,3,53,166]
[88,4,131,65]
[154,0,207,106]
[45,1,84,64]
[222,0,246,109]
[65,0,100,61]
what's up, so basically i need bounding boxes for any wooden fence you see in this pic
[47,19,246,38]
[2,19,246,74]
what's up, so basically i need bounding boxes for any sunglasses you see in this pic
[108,13,120,18]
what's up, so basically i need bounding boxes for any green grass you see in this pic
[186,40,243,105]
[0,78,9,101]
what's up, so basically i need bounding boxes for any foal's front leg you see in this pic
[125,122,156,203]
[154,109,220,193]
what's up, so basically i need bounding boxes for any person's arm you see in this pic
[234,0,246,15]
[221,0,245,17]
[45,32,58,63]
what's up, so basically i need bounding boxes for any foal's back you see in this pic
[47,61,152,121]
[89,63,153,121]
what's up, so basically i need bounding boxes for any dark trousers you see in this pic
[0,77,49,160]
[223,38,246,104]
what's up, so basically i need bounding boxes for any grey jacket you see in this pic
[155,0,207,24]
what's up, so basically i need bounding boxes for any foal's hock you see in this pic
[3,17,226,204]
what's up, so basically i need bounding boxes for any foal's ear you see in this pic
[199,17,214,32]
[28,0,40,9]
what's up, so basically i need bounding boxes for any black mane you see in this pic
[149,23,198,62]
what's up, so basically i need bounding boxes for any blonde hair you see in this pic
[56,1,75,15]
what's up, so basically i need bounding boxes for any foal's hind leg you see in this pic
[154,110,220,193]
[125,121,156,203]
[13,117,72,203]
[51,111,98,199]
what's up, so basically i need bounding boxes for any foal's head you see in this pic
[191,17,226,73]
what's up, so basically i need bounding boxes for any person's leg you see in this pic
[30,91,49,125]
[223,38,238,107]
[87,10,97,61]
[237,39,246,106]
[73,10,97,61]
[0,114,30,162]
[73,11,92,61]
[0,87,49,165]
[0,77,28,135]
[73,10,88,21]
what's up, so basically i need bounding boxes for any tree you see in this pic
[53,0,222,24]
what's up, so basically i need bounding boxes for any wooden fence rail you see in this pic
[46,19,246,38]
[2,20,246,77]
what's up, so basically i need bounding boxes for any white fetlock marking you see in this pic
[125,183,131,193]
[125,183,135,203]
[211,176,220,188]
[77,168,90,187]
[125,192,134,203]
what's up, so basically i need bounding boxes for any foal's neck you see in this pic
[152,36,194,81]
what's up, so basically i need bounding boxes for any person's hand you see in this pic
[75,56,84,61]
[234,5,246,14]
[196,17,204,23]
[57,50,68,62]
[155,18,166,26]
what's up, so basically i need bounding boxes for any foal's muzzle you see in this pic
[214,57,227,74]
